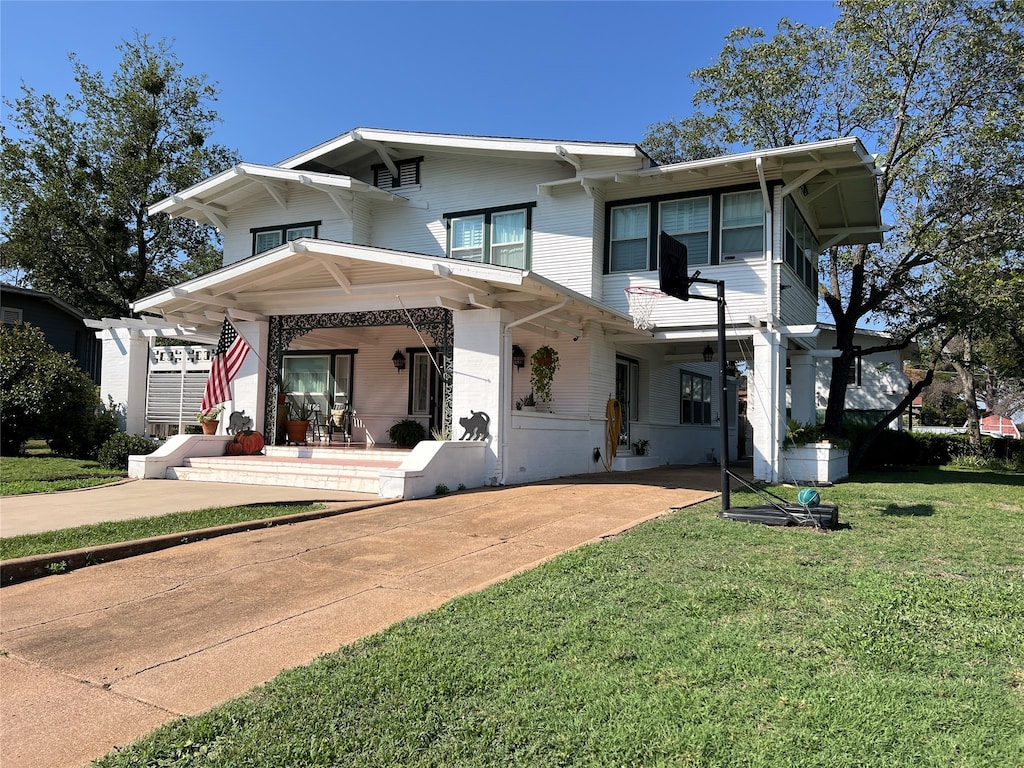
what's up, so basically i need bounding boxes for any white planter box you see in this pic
[780,443,849,484]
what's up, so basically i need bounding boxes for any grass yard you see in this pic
[0,502,328,561]
[93,467,1024,768]
[0,455,125,495]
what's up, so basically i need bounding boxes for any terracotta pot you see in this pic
[201,420,219,435]
[285,420,309,444]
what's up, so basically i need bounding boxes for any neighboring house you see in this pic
[790,324,914,429]
[978,414,1021,439]
[95,128,883,487]
[0,283,102,384]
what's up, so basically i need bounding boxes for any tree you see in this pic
[643,0,1024,465]
[0,34,239,318]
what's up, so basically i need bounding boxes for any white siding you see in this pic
[221,189,353,266]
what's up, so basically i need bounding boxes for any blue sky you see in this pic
[1,1,842,164]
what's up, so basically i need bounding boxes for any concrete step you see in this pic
[165,450,410,494]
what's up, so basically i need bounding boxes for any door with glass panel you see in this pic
[616,357,640,449]
[409,350,443,434]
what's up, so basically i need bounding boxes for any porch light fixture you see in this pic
[703,344,715,362]
[392,350,406,371]
[512,345,525,370]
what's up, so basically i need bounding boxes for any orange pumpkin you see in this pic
[237,430,265,455]
[225,440,244,456]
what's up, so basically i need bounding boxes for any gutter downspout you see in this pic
[499,296,570,486]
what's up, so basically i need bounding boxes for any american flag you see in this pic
[201,318,251,413]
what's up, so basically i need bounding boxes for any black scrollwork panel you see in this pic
[264,309,453,444]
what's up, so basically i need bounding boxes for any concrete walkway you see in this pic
[0,468,723,768]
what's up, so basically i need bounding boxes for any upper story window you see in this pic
[660,197,710,266]
[720,190,764,261]
[372,157,422,190]
[251,221,320,255]
[784,197,819,292]
[610,204,651,272]
[445,203,534,269]
[605,185,768,274]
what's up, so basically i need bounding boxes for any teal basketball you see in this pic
[797,488,821,506]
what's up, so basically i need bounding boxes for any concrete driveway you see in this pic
[0,467,723,768]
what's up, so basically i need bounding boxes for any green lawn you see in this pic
[0,455,125,495]
[93,467,1024,767]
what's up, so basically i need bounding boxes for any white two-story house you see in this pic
[99,128,883,495]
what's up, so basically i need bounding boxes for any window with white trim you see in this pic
[251,221,320,255]
[784,197,819,291]
[445,204,533,269]
[720,190,764,261]
[680,371,713,425]
[609,203,650,272]
[660,197,710,266]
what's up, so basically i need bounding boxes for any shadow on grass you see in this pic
[852,467,1024,487]
[882,503,935,517]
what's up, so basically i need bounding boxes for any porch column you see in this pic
[451,308,513,486]
[789,351,817,427]
[97,327,149,435]
[750,327,786,482]
[230,320,270,434]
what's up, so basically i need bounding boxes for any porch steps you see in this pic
[165,446,411,494]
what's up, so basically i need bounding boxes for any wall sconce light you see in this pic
[392,350,406,371]
[702,344,714,362]
[512,344,525,370]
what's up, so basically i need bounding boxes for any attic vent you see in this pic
[372,157,422,190]
[1,307,23,325]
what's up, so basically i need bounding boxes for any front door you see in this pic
[410,349,444,435]
[615,356,639,449]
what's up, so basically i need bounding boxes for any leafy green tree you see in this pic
[0,323,116,456]
[643,0,1024,463]
[0,34,239,318]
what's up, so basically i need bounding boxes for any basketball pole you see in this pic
[686,276,730,512]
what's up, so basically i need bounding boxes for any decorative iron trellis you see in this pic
[265,308,453,444]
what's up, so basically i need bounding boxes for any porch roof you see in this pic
[131,240,644,340]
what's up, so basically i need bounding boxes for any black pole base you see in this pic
[719,504,839,529]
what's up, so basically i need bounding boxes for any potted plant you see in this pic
[530,345,560,408]
[284,399,312,444]
[196,405,224,435]
[388,418,426,448]
[516,391,537,412]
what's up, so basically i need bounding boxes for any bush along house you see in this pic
[94,128,884,497]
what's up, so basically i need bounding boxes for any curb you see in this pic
[0,499,399,587]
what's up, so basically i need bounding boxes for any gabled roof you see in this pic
[0,283,89,321]
[148,163,410,229]
[279,127,652,173]
[540,137,885,248]
[131,240,642,341]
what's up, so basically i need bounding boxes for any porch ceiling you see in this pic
[132,240,644,340]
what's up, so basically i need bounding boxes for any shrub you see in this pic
[97,432,159,470]
[0,323,108,456]
[387,418,426,448]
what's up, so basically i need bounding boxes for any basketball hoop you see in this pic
[624,286,665,330]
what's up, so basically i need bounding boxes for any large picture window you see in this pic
[680,371,713,425]
[446,204,534,269]
[252,221,320,255]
